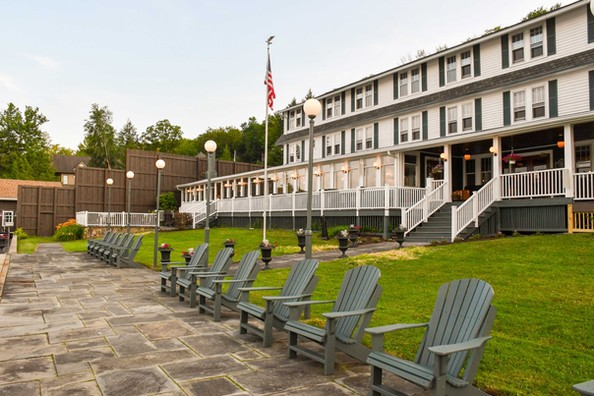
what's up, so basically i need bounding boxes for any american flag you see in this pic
[265,53,276,110]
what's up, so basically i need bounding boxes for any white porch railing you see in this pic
[192,201,217,228]
[500,168,565,199]
[402,181,447,236]
[76,211,157,227]
[451,178,498,242]
[574,172,594,200]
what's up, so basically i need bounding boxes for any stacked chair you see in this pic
[160,243,208,297]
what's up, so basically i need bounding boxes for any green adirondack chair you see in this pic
[285,265,382,375]
[87,231,113,254]
[177,247,234,307]
[102,233,134,263]
[110,235,144,268]
[96,233,129,260]
[237,258,319,347]
[197,249,261,322]
[90,232,119,257]
[573,380,594,396]
[366,278,496,396]
[160,243,208,297]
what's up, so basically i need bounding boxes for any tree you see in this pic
[140,119,183,153]
[116,119,139,165]
[0,103,56,180]
[79,104,119,169]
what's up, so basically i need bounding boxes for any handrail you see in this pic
[75,211,157,227]
[451,178,497,242]
[574,171,594,200]
[402,181,447,236]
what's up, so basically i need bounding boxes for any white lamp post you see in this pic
[204,140,217,244]
[303,98,322,259]
[153,159,166,268]
[126,171,135,233]
[106,178,113,231]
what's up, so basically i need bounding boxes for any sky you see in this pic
[0,0,571,150]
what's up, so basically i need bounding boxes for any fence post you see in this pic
[320,190,325,216]
[567,204,574,234]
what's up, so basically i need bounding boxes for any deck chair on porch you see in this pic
[285,265,382,375]
[237,258,319,347]
[366,278,496,396]
[160,243,208,297]
[177,247,234,307]
[196,249,261,321]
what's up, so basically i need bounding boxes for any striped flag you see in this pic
[265,53,276,110]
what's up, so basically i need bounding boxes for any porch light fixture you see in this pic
[373,161,381,169]
[153,159,166,268]
[204,140,217,244]
[557,140,565,149]
[489,146,497,156]
[464,154,471,161]
[341,166,350,173]
[291,172,299,180]
[440,152,447,162]
[223,182,233,188]
[303,98,322,260]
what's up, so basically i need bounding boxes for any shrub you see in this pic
[159,192,178,211]
[14,227,29,240]
[54,219,84,241]
[173,211,192,230]
[327,225,350,238]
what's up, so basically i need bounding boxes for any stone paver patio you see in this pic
[0,243,426,395]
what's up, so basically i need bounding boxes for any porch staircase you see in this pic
[405,203,457,243]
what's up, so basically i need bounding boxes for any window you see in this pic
[355,87,364,109]
[465,159,476,188]
[480,158,493,183]
[530,26,543,58]
[461,51,472,79]
[334,132,341,155]
[289,110,296,129]
[333,95,341,117]
[326,94,341,118]
[532,86,545,118]
[295,109,302,128]
[448,106,458,133]
[355,127,373,151]
[325,134,340,156]
[400,72,408,97]
[326,97,333,118]
[326,136,332,156]
[411,68,420,93]
[366,127,373,149]
[513,91,526,121]
[512,33,524,63]
[411,115,421,140]
[289,145,295,163]
[365,84,373,107]
[356,128,363,151]
[295,144,301,162]
[404,155,417,187]
[400,117,409,143]
[447,56,457,83]
[356,84,374,110]
[62,174,69,185]
[2,211,14,227]
[462,103,473,131]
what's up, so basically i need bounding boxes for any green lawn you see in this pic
[18,229,594,395]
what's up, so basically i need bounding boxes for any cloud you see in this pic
[0,74,22,93]
[24,54,60,70]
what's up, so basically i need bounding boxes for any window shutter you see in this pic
[589,6,594,43]
[439,107,446,137]
[341,92,346,114]
[301,140,305,162]
[421,63,428,91]
[474,98,482,131]
[589,71,594,111]
[393,118,399,145]
[351,128,356,153]
[473,44,481,77]
[546,17,556,55]
[422,111,428,140]
[501,34,509,69]
[301,111,305,128]
[503,91,511,126]
[341,131,346,155]
[548,80,558,118]
[393,73,399,100]
[374,123,379,149]
[438,57,445,87]
[321,138,326,159]
[351,88,355,112]
[373,80,379,105]
[322,98,326,121]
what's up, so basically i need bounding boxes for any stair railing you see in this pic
[450,177,498,242]
[192,201,217,229]
[402,181,447,236]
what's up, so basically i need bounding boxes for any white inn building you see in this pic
[179,0,594,242]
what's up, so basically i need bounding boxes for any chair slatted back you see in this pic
[225,250,261,301]
[178,243,208,280]
[333,266,382,341]
[416,278,494,377]
[122,235,143,259]
[273,259,319,321]
[198,247,233,289]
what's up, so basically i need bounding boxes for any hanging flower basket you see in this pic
[502,153,522,164]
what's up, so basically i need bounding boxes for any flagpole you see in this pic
[263,36,274,242]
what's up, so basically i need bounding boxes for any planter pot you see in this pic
[347,229,359,248]
[337,237,349,258]
[182,254,192,264]
[260,247,273,269]
[509,160,516,165]
[392,231,405,249]
[159,248,173,263]
[224,241,235,257]
[296,234,306,254]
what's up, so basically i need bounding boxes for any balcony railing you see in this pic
[500,168,565,199]
[574,172,594,200]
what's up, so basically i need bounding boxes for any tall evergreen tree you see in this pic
[79,104,119,169]
[116,119,139,165]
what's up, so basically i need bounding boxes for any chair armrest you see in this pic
[284,299,335,308]
[188,271,227,277]
[212,278,256,284]
[166,263,190,269]
[262,293,312,302]
[238,286,282,292]
[428,336,492,356]
[323,307,375,319]
[365,322,429,335]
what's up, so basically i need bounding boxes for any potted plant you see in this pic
[347,224,360,247]
[430,163,444,179]
[259,239,277,269]
[336,229,349,258]
[181,247,194,264]
[158,243,173,263]
[502,153,522,165]
[391,225,407,249]
[295,228,306,254]
[224,238,235,257]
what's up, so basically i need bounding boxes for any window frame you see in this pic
[530,26,544,58]
[447,106,458,134]
[512,32,525,63]
[513,90,527,121]
[461,51,472,79]
[400,72,408,97]
[411,68,420,93]
[400,117,409,143]
[446,55,457,83]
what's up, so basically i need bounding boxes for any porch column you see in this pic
[563,124,575,198]
[492,137,502,200]
[443,144,452,202]
[247,178,252,197]
[394,153,404,187]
